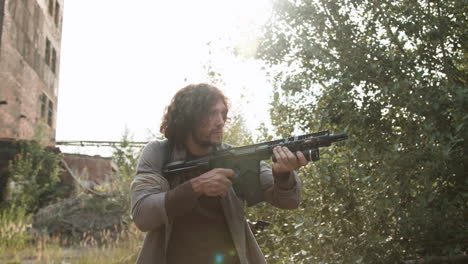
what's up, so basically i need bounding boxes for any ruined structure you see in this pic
[61,153,118,191]
[0,0,64,144]
[0,1,120,207]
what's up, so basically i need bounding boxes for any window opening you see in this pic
[54,2,60,26]
[45,38,50,66]
[47,100,54,127]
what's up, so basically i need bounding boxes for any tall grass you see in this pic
[0,205,32,250]
[1,134,147,263]
[0,214,144,264]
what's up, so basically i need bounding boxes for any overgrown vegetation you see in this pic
[0,134,145,263]
[111,128,143,201]
[0,140,65,252]
[252,0,467,263]
[5,141,64,214]
[0,205,32,249]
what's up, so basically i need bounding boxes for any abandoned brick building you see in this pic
[0,0,63,143]
[0,0,116,202]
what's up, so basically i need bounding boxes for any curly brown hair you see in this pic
[160,83,229,145]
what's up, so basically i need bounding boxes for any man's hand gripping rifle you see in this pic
[163,130,348,205]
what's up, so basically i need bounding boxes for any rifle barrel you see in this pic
[329,133,348,142]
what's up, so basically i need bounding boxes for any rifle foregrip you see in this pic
[272,148,319,162]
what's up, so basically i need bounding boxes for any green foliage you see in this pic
[112,129,142,200]
[223,113,254,146]
[6,141,63,214]
[0,205,32,250]
[253,0,467,262]
[2,141,63,250]
[32,120,51,147]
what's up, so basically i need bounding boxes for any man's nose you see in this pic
[214,112,225,125]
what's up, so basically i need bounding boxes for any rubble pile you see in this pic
[32,193,130,242]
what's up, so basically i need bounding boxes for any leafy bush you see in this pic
[0,205,32,249]
[253,0,467,262]
[6,141,63,214]
[111,129,144,209]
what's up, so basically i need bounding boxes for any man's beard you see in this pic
[192,131,222,148]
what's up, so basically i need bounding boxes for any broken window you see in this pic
[45,38,50,66]
[40,93,47,119]
[54,2,60,26]
[47,99,54,127]
[51,48,56,73]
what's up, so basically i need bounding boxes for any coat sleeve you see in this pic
[130,141,170,232]
[255,161,302,209]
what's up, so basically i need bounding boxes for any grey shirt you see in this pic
[130,140,302,264]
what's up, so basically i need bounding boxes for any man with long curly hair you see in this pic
[131,83,308,264]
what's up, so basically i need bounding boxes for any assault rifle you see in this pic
[163,130,348,205]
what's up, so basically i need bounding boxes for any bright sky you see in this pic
[56,0,274,155]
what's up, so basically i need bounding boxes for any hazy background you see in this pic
[56,0,274,155]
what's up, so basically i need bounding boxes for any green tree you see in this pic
[223,113,254,146]
[6,141,63,214]
[254,0,467,263]
[112,128,143,203]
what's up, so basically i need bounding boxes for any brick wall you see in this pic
[0,0,64,145]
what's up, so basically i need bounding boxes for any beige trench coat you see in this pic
[130,140,302,264]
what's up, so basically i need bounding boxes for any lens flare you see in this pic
[214,253,224,264]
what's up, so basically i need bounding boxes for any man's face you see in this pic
[191,99,227,147]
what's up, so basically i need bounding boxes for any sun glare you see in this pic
[57,0,273,155]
